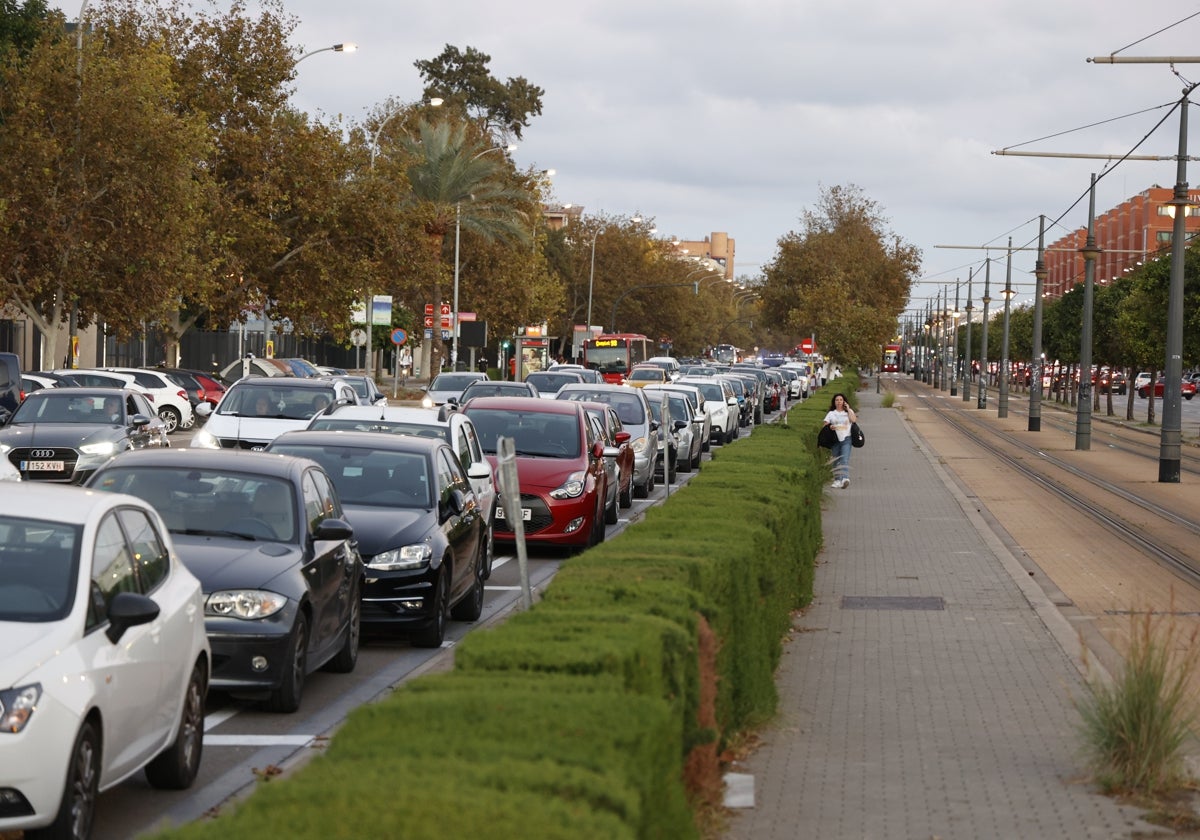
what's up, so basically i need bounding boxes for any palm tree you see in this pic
[400,119,530,379]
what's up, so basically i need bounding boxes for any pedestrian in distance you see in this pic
[822,392,857,489]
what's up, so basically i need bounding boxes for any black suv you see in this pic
[0,352,21,424]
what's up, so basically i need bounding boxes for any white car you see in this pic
[305,404,498,577]
[66,368,195,434]
[678,376,739,445]
[192,376,358,451]
[648,382,712,456]
[421,372,488,408]
[0,483,209,838]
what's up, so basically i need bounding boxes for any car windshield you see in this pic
[525,373,580,394]
[90,467,297,542]
[219,385,336,419]
[465,408,581,458]
[0,515,80,622]
[628,368,663,382]
[267,444,432,508]
[308,417,449,443]
[462,383,533,399]
[559,391,645,425]
[429,373,482,392]
[11,392,120,424]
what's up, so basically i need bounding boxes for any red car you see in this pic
[1137,378,1196,400]
[463,397,609,551]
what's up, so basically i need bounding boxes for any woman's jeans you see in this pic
[831,436,852,482]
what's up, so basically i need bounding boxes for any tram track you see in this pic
[892,377,1200,589]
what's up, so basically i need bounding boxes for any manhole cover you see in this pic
[841,595,945,611]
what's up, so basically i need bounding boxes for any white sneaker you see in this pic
[831,479,842,489]
[841,478,850,488]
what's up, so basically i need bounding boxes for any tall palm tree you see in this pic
[400,119,530,379]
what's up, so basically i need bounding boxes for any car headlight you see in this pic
[0,443,10,456]
[0,683,41,734]
[421,395,435,409]
[79,441,116,456]
[549,471,586,500]
[631,437,647,453]
[205,590,287,619]
[368,543,433,571]
[191,429,220,449]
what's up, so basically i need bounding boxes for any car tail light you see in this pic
[176,389,187,400]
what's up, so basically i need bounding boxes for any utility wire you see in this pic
[1109,10,1200,58]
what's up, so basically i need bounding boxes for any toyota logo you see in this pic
[30,449,55,459]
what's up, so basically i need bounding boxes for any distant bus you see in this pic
[583,333,652,384]
[883,344,901,373]
[712,343,738,365]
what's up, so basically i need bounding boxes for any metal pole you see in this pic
[978,260,991,409]
[1076,176,1099,450]
[963,268,973,402]
[999,239,1013,418]
[1160,86,1195,482]
[1029,216,1047,431]
[452,203,461,370]
[950,280,959,397]
[586,231,598,335]
[939,286,948,391]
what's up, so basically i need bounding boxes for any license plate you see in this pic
[21,460,64,471]
[495,505,531,521]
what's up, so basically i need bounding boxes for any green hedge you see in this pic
[153,388,841,839]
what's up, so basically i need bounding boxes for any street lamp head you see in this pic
[429,97,444,107]
[333,42,357,53]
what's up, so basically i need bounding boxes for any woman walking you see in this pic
[822,392,857,489]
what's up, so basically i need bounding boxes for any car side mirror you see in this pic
[195,402,212,417]
[649,419,660,432]
[313,517,354,542]
[591,440,606,460]
[614,430,631,445]
[673,419,688,432]
[105,591,160,643]
[131,414,151,427]
[728,397,739,407]
[467,461,490,480]
[445,488,468,517]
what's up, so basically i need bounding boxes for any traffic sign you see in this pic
[423,316,435,328]
[350,328,368,347]
[424,303,434,315]
[423,328,433,339]
[800,338,815,354]
[439,303,451,316]
[440,329,451,340]
[391,328,408,346]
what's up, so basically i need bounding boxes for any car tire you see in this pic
[324,586,360,674]
[413,567,448,648]
[691,448,702,471]
[605,485,619,523]
[266,613,308,713]
[30,721,100,840]
[451,547,485,622]
[1187,394,1194,401]
[482,520,496,580]
[619,476,633,509]
[158,405,181,434]
[145,661,206,790]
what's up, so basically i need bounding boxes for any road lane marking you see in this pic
[204,735,315,747]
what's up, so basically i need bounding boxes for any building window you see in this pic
[1157,230,1174,244]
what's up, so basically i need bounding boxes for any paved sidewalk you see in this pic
[723,389,1166,839]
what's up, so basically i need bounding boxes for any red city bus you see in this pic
[583,333,651,384]
[883,344,901,373]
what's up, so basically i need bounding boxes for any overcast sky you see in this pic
[64,2,1200,313]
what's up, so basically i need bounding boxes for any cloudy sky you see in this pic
[65,2,1200,314]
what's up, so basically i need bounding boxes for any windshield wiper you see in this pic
[177,527,257,541]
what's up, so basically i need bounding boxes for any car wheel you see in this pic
[266,613,308,713]
[413,567,448,648]
[158,405,181,434]
[619,475,633,509]
[324,586,360,673]
[29,721,100,840]
[1138,389,1147,399]
[145,661,206,790]
[691,448,702,471]
[605,481,620,523]
[451,546,485,622]
[482,519,496,580]
[1187,394,1194,401]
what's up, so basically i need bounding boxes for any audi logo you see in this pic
[29,449,56,459]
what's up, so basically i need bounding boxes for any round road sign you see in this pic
[800,338,815,354]
[391,328,408,346]
[350,328,368,347]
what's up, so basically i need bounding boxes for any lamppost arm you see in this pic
[297,42,357,64]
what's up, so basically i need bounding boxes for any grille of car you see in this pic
[8,447,79,482]
[494,493,554,535]
[218,437,268,450]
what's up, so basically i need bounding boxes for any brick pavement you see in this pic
[723,388,1168,839]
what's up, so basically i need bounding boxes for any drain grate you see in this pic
[841,595,945,611]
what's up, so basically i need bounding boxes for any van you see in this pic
[0,352,22,424]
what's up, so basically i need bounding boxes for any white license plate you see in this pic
[21,460,64,471]
[495,505,532,521]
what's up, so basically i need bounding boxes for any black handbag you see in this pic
[817,424,837,449]
[850,422,865,448]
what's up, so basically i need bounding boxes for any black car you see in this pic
[266,431,487,648]
[0,387,169,483]
[86,448,363,712]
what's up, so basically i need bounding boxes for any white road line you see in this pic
[203,708,240,731]
[485,585,524,591]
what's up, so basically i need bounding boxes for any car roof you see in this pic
[462,396,583,415]
[270,429,446,457]
[0,482,140,523]
[229,376,338,390]
[320,404,463,427]
[93,447,313,480]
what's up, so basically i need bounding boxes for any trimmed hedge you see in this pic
[153,385,843,839]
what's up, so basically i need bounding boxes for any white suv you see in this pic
[82,368,195,434]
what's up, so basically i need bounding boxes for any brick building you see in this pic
[1043,185,1200,299]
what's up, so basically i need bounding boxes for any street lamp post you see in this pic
[1029,216,1047,432]
[1076,175,1100,450]
[297,42,357,64]
[963,268,973,402]
[978,259,991,409]
[950,280,960,397]
[999,239,1014,419]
